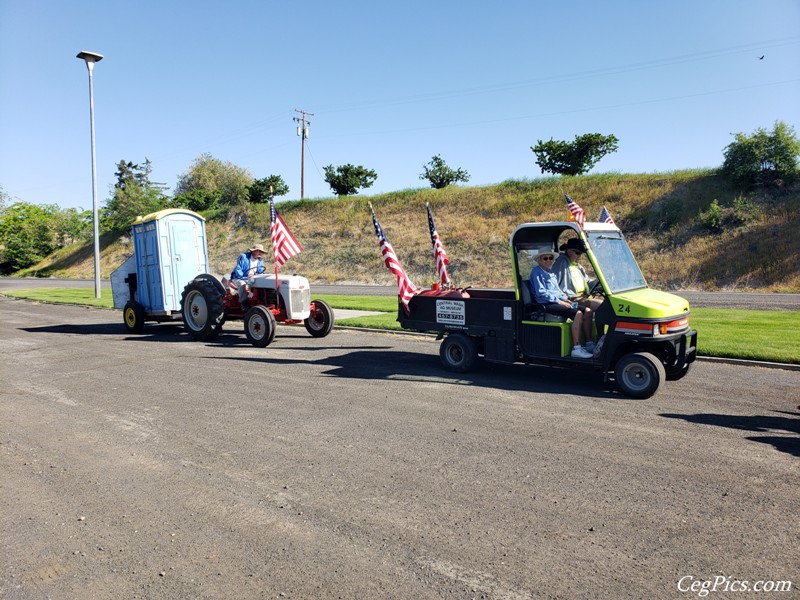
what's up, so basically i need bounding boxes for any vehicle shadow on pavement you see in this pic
[660,411,800,457]
[207,349,619,399]
[20,323,188,339]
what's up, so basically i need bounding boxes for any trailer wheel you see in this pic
[614,352,665,399]
[181,278,224,341]
[440,333,478,373]
[123,300,146,333]
[666,363,692,381]
[244,306,277,347]
[305,299,334,338]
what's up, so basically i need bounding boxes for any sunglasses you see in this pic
[540,256,555,261]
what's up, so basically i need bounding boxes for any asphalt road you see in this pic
[1,297,797,599]
[1,278,799,311]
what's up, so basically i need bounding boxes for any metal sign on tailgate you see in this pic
[436,299,465,326]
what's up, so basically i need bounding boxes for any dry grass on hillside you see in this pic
[20,171,800,292]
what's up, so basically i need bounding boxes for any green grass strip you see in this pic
[3,289,797,364]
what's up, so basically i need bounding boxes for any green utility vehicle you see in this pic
[399,221,697,398]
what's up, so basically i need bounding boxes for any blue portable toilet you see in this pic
[111,209,208,323]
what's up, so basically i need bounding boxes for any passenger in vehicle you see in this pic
[529,250,594,359]
[231,243,266,308]
[553,237,603,305]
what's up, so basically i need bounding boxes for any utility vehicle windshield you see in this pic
[586,231,647,293]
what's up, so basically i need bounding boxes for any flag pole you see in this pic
[270,187,281,310]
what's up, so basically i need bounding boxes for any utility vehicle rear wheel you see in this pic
[181,278,225,341]
[123,300,146,333]
[245,306,276,347]
[614,352,665,399]
[305,299,334,338]
[439,333,478,373]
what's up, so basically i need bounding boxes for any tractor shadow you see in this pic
[20,322,191,342]
[660,410,800,457]
[207,348,618,399]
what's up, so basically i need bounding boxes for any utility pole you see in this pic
[293,109,313,198]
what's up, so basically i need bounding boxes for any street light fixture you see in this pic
[76,50,104,299]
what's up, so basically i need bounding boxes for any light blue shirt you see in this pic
[530,265,568,304]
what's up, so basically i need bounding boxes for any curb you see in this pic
[695,355,800,371]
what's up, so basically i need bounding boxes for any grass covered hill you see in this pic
[21,170,800,292]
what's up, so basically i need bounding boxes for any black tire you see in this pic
[244,306,277,347]
[614,352,665,399]
[123,300,146,333]
[304,299,334,338]
[439,333,478,373]
[181,278,225,341]
[666,362,692,381]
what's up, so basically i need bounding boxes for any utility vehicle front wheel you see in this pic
[614,352,665,399]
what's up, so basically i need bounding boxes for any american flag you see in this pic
[426,202,451,286]
[599,206,616,225]
[564,193,586,228]
[270,198,303,267]
[370,204,418,311]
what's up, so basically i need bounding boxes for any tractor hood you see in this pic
[611,288,690,320]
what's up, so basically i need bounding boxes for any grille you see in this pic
[290,288,310,314]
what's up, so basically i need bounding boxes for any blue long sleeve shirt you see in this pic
[231,251,265,280]
[530,265,568,304]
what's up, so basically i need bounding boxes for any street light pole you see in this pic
[76,50,103,299]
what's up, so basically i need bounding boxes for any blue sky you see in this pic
[1,0,798,211]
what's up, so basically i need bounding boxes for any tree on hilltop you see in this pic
[531,133,619,176]
[174,153,253,211]
[419,155,470,189]
[249,175,289,203]
[721,120,800,189]
[323,164,377,196]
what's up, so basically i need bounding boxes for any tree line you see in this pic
[1,121,797,274]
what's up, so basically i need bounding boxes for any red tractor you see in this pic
[180,273,334,347]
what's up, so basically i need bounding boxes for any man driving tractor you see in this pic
[230,243,266,308]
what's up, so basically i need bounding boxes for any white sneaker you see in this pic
[583,341,596,352]
[571,346,593,359]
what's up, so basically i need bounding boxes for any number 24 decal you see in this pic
[617,303,631,313]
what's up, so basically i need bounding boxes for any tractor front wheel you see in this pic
[305,299,334,338]
[244,306,277,347]
[181,278,225,341]
[123,300,146,333]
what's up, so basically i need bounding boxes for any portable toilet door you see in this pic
[131,209,208,314]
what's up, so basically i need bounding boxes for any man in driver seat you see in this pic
[230,243,266,309]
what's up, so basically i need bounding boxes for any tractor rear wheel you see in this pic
[244,306,276,347]
[123,300,146,333]
[181,278,225,341]
[305,299,334,338]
